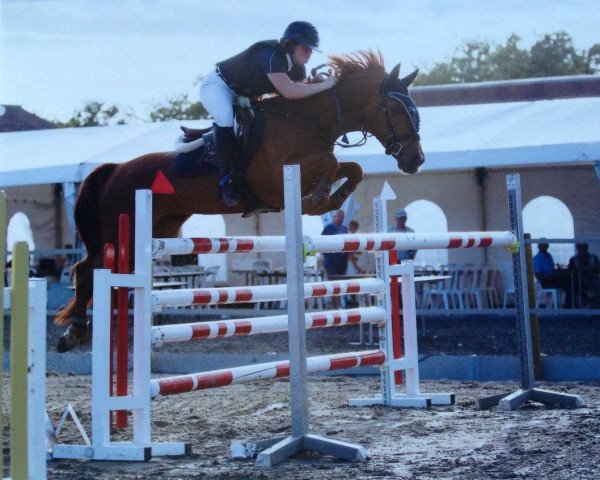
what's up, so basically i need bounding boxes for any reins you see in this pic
[257,68,420,156]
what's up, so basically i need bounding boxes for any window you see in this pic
[523,196,574,266]
[180,214,226,282]
[404,200,449,268]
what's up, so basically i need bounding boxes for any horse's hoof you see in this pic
[57,322,91,353]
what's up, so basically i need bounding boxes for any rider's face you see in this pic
[291,44,312,65]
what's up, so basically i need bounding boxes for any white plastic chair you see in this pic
[460,264,485,309]
[535,279,560,308]
[422,264,464,309]
[481,266,500,308]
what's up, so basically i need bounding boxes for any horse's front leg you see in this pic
[311,161,364,215]
[298,151,340,215]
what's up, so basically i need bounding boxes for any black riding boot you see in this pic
[214,124,240,207]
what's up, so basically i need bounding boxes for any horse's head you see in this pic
[372,63,424,174]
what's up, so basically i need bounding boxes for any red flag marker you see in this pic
[151,170,175,194]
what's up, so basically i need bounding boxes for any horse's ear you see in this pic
[399,69,419,88]
[389,63,401,82]
[382,63,401,93]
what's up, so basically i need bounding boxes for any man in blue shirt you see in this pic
[322,209,349,308]
[533,242,556,277]
[533,241,570,306]
[322,210,349,277]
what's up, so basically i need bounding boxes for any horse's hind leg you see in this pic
[56,252,102,352]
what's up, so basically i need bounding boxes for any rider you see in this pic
[200,21,337,206]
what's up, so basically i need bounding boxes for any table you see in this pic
[153,270,207,288]
[152,281,186,290]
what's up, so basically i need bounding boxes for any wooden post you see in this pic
[524,233,542,379]
[10,241,30,480]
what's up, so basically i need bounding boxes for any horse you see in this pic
[55,51,425,352]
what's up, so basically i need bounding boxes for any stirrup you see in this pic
[219,175,240,207]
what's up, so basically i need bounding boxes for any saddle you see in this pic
[174,100,274,216]
[174,98,264,178]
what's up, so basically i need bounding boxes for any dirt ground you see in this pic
[39,377,600,480]
[4,312,599,479]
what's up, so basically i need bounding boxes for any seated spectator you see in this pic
[533,241,570,306]
[568,243,600,307]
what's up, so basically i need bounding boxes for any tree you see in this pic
[415,31,600,85]
[148,94,209,122]
[54,101,131,127]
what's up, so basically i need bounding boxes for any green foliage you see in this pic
[53,101,131,128]
[416,31,600,85]
[149,94,209,122]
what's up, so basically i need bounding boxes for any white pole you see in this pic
[283,165,309,438]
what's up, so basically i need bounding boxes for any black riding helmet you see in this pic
[281,21,321,52]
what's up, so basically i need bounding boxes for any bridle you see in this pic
[258,71,422,159]
[332,76,421,159]
[379,87,421,156]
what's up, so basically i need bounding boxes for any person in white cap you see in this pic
[389,208,417,261]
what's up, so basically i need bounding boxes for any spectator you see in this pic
[57,243,76,271]
[322,210,349,308]
[388,208,416,261]
[533,241,570,306]
[347,220,364,276]
[322,210,349,277]
[568,243,600,307]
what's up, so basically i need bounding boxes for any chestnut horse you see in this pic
[56,51,425,351]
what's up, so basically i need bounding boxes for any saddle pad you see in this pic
[175,149,218,177]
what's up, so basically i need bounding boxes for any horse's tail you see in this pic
[54,163,117,325]
[74,163,117,255]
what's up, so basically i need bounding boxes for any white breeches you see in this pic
[200,69,235,127]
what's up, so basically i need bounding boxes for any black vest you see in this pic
[216,40,306,97]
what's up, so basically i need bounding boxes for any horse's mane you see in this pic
[260,50,385,113]
[328,50,386,79]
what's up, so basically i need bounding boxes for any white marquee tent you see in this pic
[1,96,599,262]
[1,97,599,187]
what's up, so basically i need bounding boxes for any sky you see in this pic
[1,0,599,122]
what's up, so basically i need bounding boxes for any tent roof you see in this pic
[1,97,599,187]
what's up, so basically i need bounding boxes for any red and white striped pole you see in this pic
[150,350,386,398]
[152,231,516,258]
[151,306,387,346]
[151,277,385,310]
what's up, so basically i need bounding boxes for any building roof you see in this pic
[1,96,599,187]
[0,105,57,133]
[410,74,600,106]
